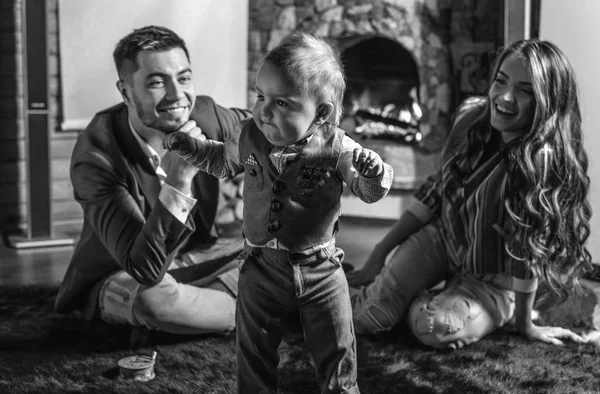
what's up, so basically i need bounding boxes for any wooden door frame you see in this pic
[504,0,541,44]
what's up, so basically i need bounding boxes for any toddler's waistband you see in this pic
[245,237,335,256]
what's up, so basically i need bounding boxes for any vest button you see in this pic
[267,220,281,232]
[272,181,285,193]
[270,200,282,212]
[249,169,257,176]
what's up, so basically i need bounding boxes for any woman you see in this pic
[347,39,592,349]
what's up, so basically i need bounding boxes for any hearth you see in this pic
[339,36,423,146]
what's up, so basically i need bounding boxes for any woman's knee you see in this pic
[352,297,406,335]
[407,294,451,348]
[407,290,496,349]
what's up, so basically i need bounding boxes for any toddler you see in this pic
[164,32,393,393]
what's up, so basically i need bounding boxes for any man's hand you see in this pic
[352,148,383,178]
[162,120,206,195]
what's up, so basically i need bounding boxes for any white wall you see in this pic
[540,0,600,261]
[58,0,248,130]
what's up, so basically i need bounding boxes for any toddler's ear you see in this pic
[314,103,334,125]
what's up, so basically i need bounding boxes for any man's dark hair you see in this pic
[113,25,190,81]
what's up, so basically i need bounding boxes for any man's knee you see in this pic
[134,274,237,334]
[134,277,181,325]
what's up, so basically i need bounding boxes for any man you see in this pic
[54,26,249,336]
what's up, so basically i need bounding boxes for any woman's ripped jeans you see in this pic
[407,272,514,349]
[350,223,515,349]
[350,224,449,334]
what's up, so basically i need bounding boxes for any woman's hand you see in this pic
[521,324,586,346]
[345,249,387,287]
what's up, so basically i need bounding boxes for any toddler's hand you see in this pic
[162,121,207,193]
[352,148,383,177]
[163,120,206,154]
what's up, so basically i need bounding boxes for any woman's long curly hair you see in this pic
[448,39,592,295]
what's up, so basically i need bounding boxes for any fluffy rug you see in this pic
[1,285,599,394]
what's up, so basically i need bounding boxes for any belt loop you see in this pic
[321,245,332,261]
[324,239,336,259]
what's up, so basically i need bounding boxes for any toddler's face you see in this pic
[252,61,320,146]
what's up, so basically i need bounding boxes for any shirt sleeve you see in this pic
[408,98,489,223]
[158,183,197,224]
[410,171,443,222]
[500,207,539,292]
[512,276,539,293]
[336,135,393,203]
[189,120,247,179]
[511,259,539,292]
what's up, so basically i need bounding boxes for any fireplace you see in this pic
[339,36,423,145]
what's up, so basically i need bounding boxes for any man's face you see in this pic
[120,47,195,133]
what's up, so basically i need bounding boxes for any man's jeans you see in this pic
[236,242,359,394]
[350,224,514,348]
[93,238,242,335]
[97,266,238,335]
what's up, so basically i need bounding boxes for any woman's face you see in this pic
[488,53,536,142]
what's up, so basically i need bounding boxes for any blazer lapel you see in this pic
[111,100,222,236]
[112,107,161,211]
[133,157,161,211]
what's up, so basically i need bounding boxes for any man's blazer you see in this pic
[55,96,249,314]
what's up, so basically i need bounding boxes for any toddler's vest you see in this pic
[239,120,344,252]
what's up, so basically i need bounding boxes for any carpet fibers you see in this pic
[1,286,599,394]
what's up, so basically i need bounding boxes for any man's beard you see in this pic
[132,94,187,134]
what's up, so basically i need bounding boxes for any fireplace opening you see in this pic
[339,37,422,146]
